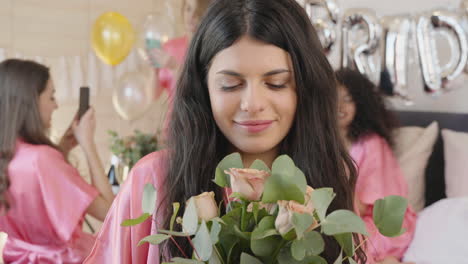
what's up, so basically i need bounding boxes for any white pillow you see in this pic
[403,197,468,264]
[441,129,468,198]
[393,121,439,212]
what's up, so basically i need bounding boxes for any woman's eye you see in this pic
[267,83,287,89]
[221,84,241,91]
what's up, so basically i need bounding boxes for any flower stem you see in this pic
[241,203,247,231]
[169,236,188,259]
[187,236,200,260]
[342,237,368,263]
[213,245,226,264]
[270,239,287,264]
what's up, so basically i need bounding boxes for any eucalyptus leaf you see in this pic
[214,152,244,188]
[182,198,199,235]
[278,247,328,264]
[333,251,343,264]
[142,183,157,214]
[170,258,204,264]
[250,159,271,173]
[210,220,221,244]
[292,213,314,239]
[158,229,190,237]
[121,213,151,227]
[311,188,335,221]
[137,234,170,246]
[322,210,368,236]
[334,233,355,257]
[373,195,408,237]
[251,216,281,257]
[291,231,325,261]
[193,221,213,261]
[240,253,263,264]
[170,202,180,231]
[262,156,306,203]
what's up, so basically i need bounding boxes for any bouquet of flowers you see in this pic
[123,153,407,263]
[108,130,160,169]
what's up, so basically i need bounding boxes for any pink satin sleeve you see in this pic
[84,151,167,264]
[351,134,417,262]
[36,146,99,243]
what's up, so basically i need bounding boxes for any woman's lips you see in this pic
[235,120,274,133]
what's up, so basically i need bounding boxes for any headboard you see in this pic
[395,111,468,207]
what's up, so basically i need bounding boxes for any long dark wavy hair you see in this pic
[157,0,365,262]
[0,59,59,212]
[336,68,399,147]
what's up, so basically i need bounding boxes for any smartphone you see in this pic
[78,86,90,119]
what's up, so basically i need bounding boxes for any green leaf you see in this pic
[158,229,190,237]
[170,258,204,264]
[262,156,306,203]
[193,221,213,261]
[214,167,228,188]
[251,229,279,240]
[214,152,244,188]
[291,231,325,260]
[182,198,199,235]
[311,188,336,221]
[333,251,343,264]
[291,239,306,260]
[251,216,282,257]
[322,210,369,236]
[250,159,271,173]
[240,253,263,264]
[210,220,221,244]
[292,213,314,239]
[278,247,328,264]
[348,258,358,264]
[121,213,151,226]
[142,183,157,214]
[170,202,180,231]
[137,234,170,246]
[373,195,408,237]
[334,233,355,257]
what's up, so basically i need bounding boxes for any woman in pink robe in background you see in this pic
[336,68,417,264]
[153,0,212,137]
[0,59,115,263]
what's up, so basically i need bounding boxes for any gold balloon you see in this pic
[92,12,135,66]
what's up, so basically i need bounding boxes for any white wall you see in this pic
[331,0,468,113]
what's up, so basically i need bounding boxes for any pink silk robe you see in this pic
[0,140,98,263]
[351,134,417,263]
[84,151,167,264]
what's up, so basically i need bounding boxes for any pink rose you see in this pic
[224,168,270,201]
[275,186,318,235]
[189,192,219,221]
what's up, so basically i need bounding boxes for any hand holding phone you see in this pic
[78,87,90,120]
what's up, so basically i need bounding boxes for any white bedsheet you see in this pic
[403,197,468,264]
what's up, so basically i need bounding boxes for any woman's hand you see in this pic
[58,114,78,156]
[72,108,96,153]
[376,256,415,264]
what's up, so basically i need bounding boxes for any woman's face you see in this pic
[207,35,297,156]
[337,85,356,133]
[38,79,58,128]
[183,0,202,35]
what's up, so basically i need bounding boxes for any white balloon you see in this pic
[112,70,156,121]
